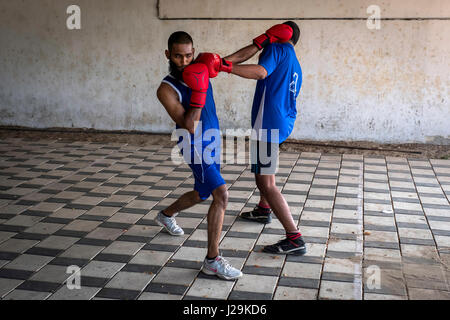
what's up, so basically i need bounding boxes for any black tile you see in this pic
[220,249,249,258]
[46,198,72,204]
[25,247,63,257]
[144,283,188,295]
[332,218,359,225]
[364,188,390,194]
[397,222,429,230]
[183,295,218,300]
[390,187,416,193]
[166,260,203,270]
[364,198,392,205]
[399,237,435,246]
[12,233,49,241]
[80,276,110,288]
[0,213,15,220]
[41,217,73,224]
[364,241,399,250]
[364,224,397,232]
[242,266,281,276]
[364,210,394,217]
[183,240,207,248]
[0,268,34,280]
[143,244,180,252]
[427,216,450,222]
[119,207,150,215]
[299,220,331,228]
[362,260,402,270]
[64,204,95,211]
[0,252,21,260]
[326,251,357,259]
[95,288,140,300]
[286,255,323,264]
[225,231,259,239]
[93,253,133,263]
[121,264,161,274]
[278,277,320,289]
[1,195,25,203]
[334,204,359,211]
[0,225,27,232]
[432,229,450,237]
[302,236,329,244]
[17,280,61,293]
[53,230,89,238]
[21,210,52,217]
[98,202,128,207]
[116,235,153,243]
[99,222,132,230]
[392,197,421,204]
[322,272,355,282]
[228,291,272,300]
[14,197,40,206]
[78,215,109,222]
[393,209,424,216]
[261,228,284,235]
[422,203,450,210]
[76,238,114,246]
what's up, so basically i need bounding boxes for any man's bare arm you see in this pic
[224,44,259,65]
[157,83,201,134]
[231,64,267,80]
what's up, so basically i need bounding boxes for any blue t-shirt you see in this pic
[161,74,221,164]
[251,43,302,143]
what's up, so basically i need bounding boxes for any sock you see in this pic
[206,255,217,262]
[286,231,302,241]
[161,210,172,218]
[258,201,271,210]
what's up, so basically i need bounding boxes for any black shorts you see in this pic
[250,140,281,175]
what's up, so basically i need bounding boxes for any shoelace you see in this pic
[217,257,232,271]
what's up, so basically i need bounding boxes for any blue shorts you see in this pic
[189,162,225,200]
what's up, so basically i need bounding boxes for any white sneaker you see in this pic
[202,256,243,280]
[155,211,184,236]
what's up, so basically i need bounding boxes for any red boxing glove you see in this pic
[195,52,233,78]
[253,24,293,50]
[182,63,209,108]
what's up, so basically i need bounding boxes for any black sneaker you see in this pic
[262,236,307,255]
[240,205,272,224]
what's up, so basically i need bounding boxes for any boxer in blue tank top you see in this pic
[155,31,243,280]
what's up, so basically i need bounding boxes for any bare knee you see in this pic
[256,176,276,195]
[212,187,228,209]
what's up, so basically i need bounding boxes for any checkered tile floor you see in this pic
[0,137,449,300]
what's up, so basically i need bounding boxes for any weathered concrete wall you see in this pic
[0,0,449,144]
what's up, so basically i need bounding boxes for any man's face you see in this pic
[165,43,195,72]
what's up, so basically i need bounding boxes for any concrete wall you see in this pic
[0,0,449,144]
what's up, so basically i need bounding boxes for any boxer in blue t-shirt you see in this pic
[224,21,306,255]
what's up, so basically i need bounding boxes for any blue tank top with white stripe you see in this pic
[161,74,221,152]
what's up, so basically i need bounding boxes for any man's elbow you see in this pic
[257,68,267,80]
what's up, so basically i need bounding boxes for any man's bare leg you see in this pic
[255,174,297,232]
[155,190,203,236]
[206,185,227,258]
[162,190,204,217]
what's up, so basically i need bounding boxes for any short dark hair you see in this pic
[283,21,300,45]
[168,31,193,51]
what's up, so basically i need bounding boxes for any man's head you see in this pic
[165,31,195,79]
[283,21,300,46]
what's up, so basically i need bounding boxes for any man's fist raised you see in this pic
[182,63,209,109]
[195,52,233,78]
[253,24,293,50]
